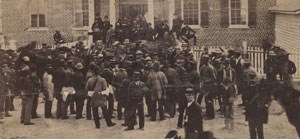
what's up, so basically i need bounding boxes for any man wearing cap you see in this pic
[125,71,148,131]
[177,72,193,129]
[18,66,35,125]
[42,64,54,119]
[184,88,203,139]
[199,54,217,119]
[73,63,86,119]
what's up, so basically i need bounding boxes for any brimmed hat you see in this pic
[22,56,30,62]
[112,41,120,46]
[123,39,130,44]
[135,50,143,55]
[145,56,152,61]
[268,51,276,56]
[75,63,84,70]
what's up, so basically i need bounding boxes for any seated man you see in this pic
[180,23,197,45]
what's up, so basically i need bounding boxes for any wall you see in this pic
[193,0,276,47]
[275,14,300,51]
[2,0,87,47]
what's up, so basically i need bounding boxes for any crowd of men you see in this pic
[0,14,298,139]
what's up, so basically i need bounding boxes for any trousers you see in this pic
[128,101,144,129]
[249,121,264,139]
[21,96,33,124]
[92,106,112,128]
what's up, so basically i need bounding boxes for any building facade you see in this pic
[269,0,300,51]
[0,0,277,49]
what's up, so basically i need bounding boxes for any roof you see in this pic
[269,0,300,14]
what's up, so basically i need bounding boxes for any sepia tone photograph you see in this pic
[0,0,299,138]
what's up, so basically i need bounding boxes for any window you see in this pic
[229,0,248,26]
[30,0,46,28]
[74,0,89,27]
[181,0,200,27]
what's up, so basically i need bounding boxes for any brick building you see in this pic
[0,0,277,49]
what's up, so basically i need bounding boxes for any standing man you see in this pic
[147,61,168,121]
[199,55,216,120]
[85,66,116,128]
[92,19,102,43]
[125,72,148,131]
[171,14,184,40]
[19,66,34,125]
[102,16,111,44]
[42,64,54,119]
[73,63,86,119]
[184,88,203,139]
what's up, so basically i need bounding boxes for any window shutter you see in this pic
[200,0,209,28]
[31,14,38,27]
[220,0,229,28]
[248,0,257,28]
[39,14,46,27]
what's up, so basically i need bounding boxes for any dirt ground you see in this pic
[0,95,298,139]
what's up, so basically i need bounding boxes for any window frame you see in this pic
[29,0,47,29]
[180,0,201,29]
[73,0,89,29]
[228,0,249,28]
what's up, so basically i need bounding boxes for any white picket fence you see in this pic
[192,46,300,79]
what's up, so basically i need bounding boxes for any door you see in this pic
[120,4,148,20]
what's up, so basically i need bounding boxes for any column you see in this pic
[88,0,95,47]
[148,0,154,26]
[0,0,4,49]
[168,0,175,27]
[109,0,116,27]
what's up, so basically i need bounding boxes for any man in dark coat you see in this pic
[19,66,35,125]
[180,23,197,45]
[177,72,193,129]
[199,55,216,119]
[125,72,148,131]
[102,16,110,44]
[163,61,180,118]
[184,88,203,139]
[245,78,271,139]
[171,14,184,39]
[73,63,86,119]
[53,30,63,45]
[112,64,128,120]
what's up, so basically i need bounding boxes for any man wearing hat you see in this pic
[184,88,203,139]
[171,14,184,40]
[42,64,54,118]
[125,71,148,131]
[102,15,110,44]
[73,63,86,119]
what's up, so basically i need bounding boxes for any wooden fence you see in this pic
[192,46,300,79]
